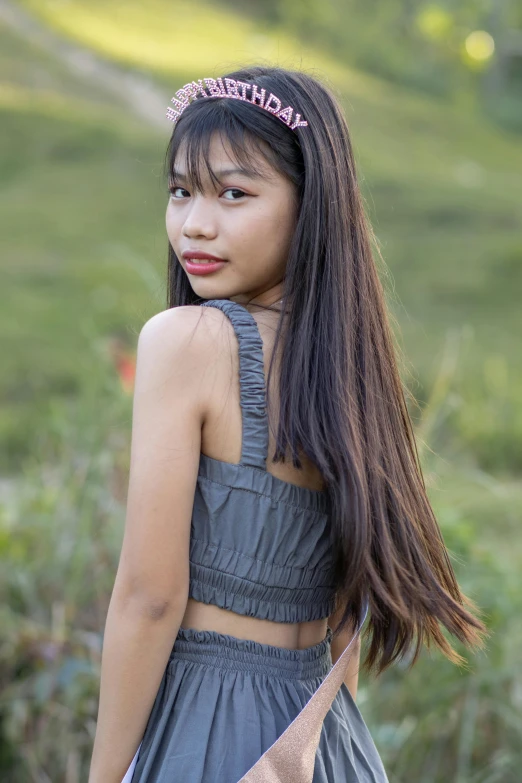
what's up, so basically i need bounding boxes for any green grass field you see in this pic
[3,0,522,474]
[1,2,521,780]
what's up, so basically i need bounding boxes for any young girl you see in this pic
[88,66,486,783]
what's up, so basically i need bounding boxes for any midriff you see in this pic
[180,598,329,650]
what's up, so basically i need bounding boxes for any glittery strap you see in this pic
[200,300,269,470]
[121,600,370,783]
[237,597,370,783]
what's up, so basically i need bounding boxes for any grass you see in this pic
[2,3,522,473]
[2,346,521,782]
[1,1,521,779]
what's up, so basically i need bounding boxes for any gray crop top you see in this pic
[188,299,338,623]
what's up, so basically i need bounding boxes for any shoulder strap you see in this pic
[200,300,269,471]
[238,597,370,783]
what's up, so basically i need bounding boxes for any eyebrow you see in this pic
[171,167,261,182]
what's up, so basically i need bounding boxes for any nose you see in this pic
[181,194,217,240]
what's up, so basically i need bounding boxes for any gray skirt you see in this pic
[130,625,388,783]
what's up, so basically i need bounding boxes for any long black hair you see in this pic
[164,65,487,675]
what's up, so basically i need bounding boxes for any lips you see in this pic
[183,254,228,276]
[182,250,227,263]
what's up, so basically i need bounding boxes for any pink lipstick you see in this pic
[182,250,228,276]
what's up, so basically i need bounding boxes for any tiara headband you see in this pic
[166,77,308,132]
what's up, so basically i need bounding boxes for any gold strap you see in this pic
[238,598,369,783]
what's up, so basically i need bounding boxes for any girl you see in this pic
[88,66,486,783]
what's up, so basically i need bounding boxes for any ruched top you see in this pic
[188,299,338,623]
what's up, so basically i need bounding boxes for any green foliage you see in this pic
[1,1,521,780]
[359,439,522,782]
[355,328,522,781]
[0,386,131,781]
[235,0,522,131]
[1,350,521,781]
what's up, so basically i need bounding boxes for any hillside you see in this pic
[2,0,521,475]
[1,3,521,781]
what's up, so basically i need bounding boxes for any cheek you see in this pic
[241,207,294,270]
[248,197,296,244]
[263,200,297,253]
[165,205,180,243]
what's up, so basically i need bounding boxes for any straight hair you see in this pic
[164,65,487,675]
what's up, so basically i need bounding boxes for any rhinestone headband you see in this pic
[166,77,308,132]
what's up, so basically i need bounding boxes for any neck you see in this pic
[230,289,285,310]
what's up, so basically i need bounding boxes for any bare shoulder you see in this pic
[137,306,222,371]
[139,304,234,351]
[140,305,206,346]
[135,305,236,407]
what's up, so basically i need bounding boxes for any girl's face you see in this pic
[166,133,298,305]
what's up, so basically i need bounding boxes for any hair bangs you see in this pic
[164,99,278,192]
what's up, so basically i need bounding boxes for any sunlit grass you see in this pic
[2,6,522,473]
[16,0,522,190]
[19,0,340,78]
[1,4,522,780]
[0,80,110,124]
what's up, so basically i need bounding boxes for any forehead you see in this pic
[174,134,236,169]
[172,132,278,185]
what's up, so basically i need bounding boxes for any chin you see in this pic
[187,282,233,301]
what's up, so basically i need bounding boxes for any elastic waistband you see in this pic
[170,625,333,680]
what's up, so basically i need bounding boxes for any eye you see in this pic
[222,188,247,201]
[168,185,189,199]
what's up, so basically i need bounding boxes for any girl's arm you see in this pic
[328,602,362,702]
[88,307,213,783]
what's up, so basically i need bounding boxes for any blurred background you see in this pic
[1,0,521,780]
